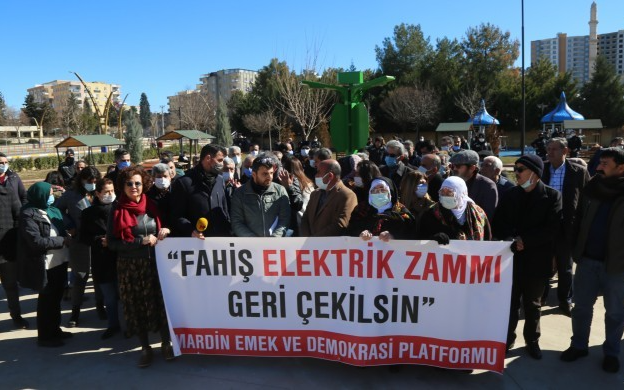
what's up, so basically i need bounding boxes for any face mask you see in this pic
[417,165,429,175]
[0,164,8,174]
[47,194,55,206]
[117,161,131,170]
[520,173,534,190]
[309,160,316,168]
[66,157,75,165]
[416,184,428,198]
[243,167,252,178]
[83,182,96,192]
[100,193,116,204]
[211,162,224,175]
[369,193,391,209]
[478,138,485,142]
[315,173,329,190]
[250,151,258,157]
[441,146,450,152]
[232,156,240,165]
[301,149,309,157]
[440,195,458,210]
[452,146,461,152]
[354,176,364,188]
[154,177,171,190]
[288,151,294,155]
[384,156,398,168]
[222,172,231,181]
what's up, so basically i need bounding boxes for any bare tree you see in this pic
[381,84,440,139]
[454,84,482,118]
[178,92,216,132]
[274,70,335,141]
[243,111,276,149]
[5,107,29,143]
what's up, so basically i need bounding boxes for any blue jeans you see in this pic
[98,281,120,328]
[571,258,624,357]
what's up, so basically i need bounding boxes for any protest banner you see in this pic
[155,237,513,372]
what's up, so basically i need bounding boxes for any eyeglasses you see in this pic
[513,166,527,173]
[125,181,142,187]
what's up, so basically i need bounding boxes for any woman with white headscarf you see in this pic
[348,177,415,241]
[418,176,491,243]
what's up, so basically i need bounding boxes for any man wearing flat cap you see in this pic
[449,149,498,220]
[493,154,562,360]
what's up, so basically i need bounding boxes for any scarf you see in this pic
[440,176,471,224]
[22,181,66,235]
[431,202,489,240]
[583,174,624,202]
[113,193,161,242]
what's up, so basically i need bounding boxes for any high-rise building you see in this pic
[27,80,121,116]
[530,2,624,83]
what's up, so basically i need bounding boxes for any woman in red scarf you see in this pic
[106,167,173,368]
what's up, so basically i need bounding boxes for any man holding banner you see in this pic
[493,155,562,360]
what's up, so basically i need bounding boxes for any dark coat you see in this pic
[170,166,231,237]
[0,184,20,261]
[1,169,27,205]
[80,200,116,283]
[466,173,498,221]
[146,186,174,229]
[541,159,590,242]
[380,161,413,196]
[17,208,66,290]
[493,181,562,278]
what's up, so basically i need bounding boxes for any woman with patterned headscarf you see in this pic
[418,176,491,243]
[348,177,415,241]
[18,182,72,347]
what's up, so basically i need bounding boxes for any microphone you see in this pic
[196,217,209,233]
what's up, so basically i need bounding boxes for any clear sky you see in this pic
[1,0,623,111]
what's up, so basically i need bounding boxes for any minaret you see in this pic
[588,1,598,79]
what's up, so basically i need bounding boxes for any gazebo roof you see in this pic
[157,130,216,141]
[541,92,585,123]
[468,100,499,126]
[54,135,124,148]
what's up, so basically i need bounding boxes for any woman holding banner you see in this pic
[349,177,415,241]
[106,167,173,368]
[418,176,492,243]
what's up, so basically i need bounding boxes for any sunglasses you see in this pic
[125,181,142,187]
[513,166,527,173]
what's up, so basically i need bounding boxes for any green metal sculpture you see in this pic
[302,71,394,153]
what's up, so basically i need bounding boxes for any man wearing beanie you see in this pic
[493,154,562,360]
[561,147,624,373]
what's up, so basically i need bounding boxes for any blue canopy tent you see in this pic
[541,92,584,135]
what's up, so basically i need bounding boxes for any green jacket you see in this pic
[231,181,291,237]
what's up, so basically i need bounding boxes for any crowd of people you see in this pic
[0,133,623,373]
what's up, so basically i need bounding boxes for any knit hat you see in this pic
[65,148,75,156]
[449,150,479,166]
[515,155,544,177]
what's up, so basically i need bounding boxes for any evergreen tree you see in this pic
[139,92,151,130]
[62,93,81,134]
[125,115,144,164]
[580,56,624,128]
[81,99,99,134]
[214,102,232,146]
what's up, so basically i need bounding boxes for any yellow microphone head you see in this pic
[196,218,209,232]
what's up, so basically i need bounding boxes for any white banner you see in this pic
[155,237,513,372]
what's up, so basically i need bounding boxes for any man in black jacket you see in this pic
[0,152,26,204]
[0,153,28,329]
[450,150,498,220]
[171,144,231,238]
[542,138,590,316]
[493,154,562,360]
[560,148,624,373]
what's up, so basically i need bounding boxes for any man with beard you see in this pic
[449,150,498,220]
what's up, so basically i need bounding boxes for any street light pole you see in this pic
[160,105,165,136]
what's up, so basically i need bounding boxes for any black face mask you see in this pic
[251,178,269,194]
[66,157,74,165]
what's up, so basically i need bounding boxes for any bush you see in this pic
[26,139,40,144]
[0,139,11,145]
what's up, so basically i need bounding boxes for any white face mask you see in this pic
[369,193,391,209]
[0,163,8,174]
[520,173,534,190]
[440,195,458,210]
[232,156,240,165]
[83,182,96,192]
[417,165,429,175]
[250,151,259,157]
[353,176,364,188]
[222,172,232,181]
[309,160,316,168]
[100,193,116,205]
[154,177,171,190]
[415,184,428,198]
[301,149,309,157]
[315,173,329,190]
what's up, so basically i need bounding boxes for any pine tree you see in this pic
[214,102,232,146]
[0,92,7,125]
[580,56,624,128]
[125,115,144,164]
[139,93,151,130]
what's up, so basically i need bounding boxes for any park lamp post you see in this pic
[31,116,43,146]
